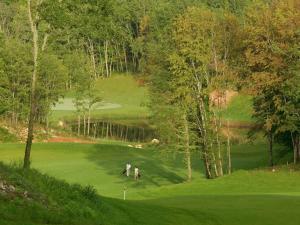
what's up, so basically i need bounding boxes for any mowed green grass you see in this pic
[50,75,149,124]
[0,140,288,198]
[0,142,201,198]
[219,94,254,122]
[1,141,299,225]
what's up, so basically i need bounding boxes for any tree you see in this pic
[36,53,68,128]
[243,0,300,166]
[24,0,49,169]
[168,6,222,179]
[0,37,31,125]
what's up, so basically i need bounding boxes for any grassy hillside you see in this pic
[0,139,288,198]
[51,75,149,125]
[1,163,214,225]
[1,144,299,225]
[219,94,254,122]
[0,120,296,225]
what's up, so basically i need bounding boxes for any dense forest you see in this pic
[0,0,299,175]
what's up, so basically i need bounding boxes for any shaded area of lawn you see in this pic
[0,139,288,198]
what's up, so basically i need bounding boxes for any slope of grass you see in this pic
[50,74,149,124]
[219,94,254,122]
[0,140,299,225]
[0,143,202,198]
[1,149,300,225]
[0,139,287,198]
[1,163,217,225]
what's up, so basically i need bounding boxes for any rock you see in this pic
[41,129,47,134]
[151,139,160,144]
[0,181,5,190]
[8,185,15,192]
[135,144,143,149]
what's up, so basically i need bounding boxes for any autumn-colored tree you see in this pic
[243,0,300,165]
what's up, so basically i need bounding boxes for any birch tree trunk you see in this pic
[183,113,192,182]
[83,114,86,136]
[227,120,231,174]
[123,44,128,73]
[213,112,223,176]
[24,0,39,169]
[88,39,97,78]
[78,115,81,136]
[104,40,109,77]
[196,100,212,179]
[212,151,219,177]
[87,108,91,136]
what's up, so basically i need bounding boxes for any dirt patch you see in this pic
[210,90,238,108]
[47,137,96,144]
[221,121,257,129]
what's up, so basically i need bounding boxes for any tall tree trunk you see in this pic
[183,113,192,182]
[297,137,300,163]
[46,114,49,132]
[101,121,105,137]
[24,0,38,169]
[291,133,300,164]
[196,100,212,179]
[87,108,91,136]
[268,132,274,167]
[104,40,109,77]
[99,51,104,77]
[106,122,109,138]
[94,123,97,139]
[123,44,128,73]
[213,112,223,176]
[88,39,97,79]
[83,114,86,136]
[125,126,128,141]
[77,115,81,136]
[203,150,212,179]
[227,120,231,174]
[211,151,219,177]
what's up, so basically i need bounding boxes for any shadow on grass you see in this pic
[85,144,188,188]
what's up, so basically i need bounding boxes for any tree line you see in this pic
[0,0,299,175]
[147,0,300,179]
[0,0,204,168]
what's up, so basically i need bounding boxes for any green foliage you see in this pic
[242,0,300,160]
[0,38,31,121]
[0,127,18,143]
[36,53,68,122]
